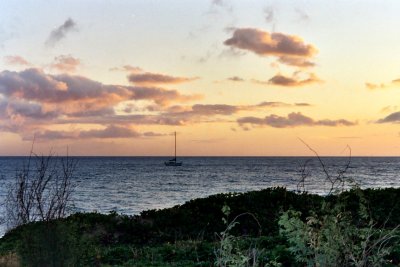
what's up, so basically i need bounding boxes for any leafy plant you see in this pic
[279,141,400,267]
[214,204,262,267]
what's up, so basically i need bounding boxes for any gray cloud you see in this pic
[295,103,312,107]
[256,101,292,108]
[277,56,315,68]
[190,104,238,115]
[32,130,77,140]
[227,76,244,82]
[264,7,275,23]
[212,0,224,6]
[143,131,168,137]
[58,100,312,127]
[0,98,59,120]
[31,125,166,141]
[128,72,199,85]
[0,68,203,138]
[237,112,356,128]
[45,18,77,47]
[376,112,400,123]
[295,8,310,21]
[253,72,321,87]
[0,68,200,106]
[208,0,233,13]
[79,125,141,139]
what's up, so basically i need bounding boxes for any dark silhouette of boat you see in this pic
[165,132,182,166]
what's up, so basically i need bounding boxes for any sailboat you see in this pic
[164,131,182,166]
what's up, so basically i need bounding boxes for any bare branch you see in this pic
[5,146,76,229]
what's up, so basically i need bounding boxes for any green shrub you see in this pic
[17,221,96,267]
[279,190,400,267]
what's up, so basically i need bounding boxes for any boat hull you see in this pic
[164,161,182,166]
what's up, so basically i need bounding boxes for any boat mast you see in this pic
[174,131,177,160]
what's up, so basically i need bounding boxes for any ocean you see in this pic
[1,156,400,218]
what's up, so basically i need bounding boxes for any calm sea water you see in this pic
[1,156,400,218]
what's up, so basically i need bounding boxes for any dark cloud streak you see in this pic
[238,112,356,128]
[45,18,77,47]
[128,72,198,85]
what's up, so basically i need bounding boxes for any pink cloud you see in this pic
[50,55,80,72]
[4,55,30,66]
[224,28,317,58]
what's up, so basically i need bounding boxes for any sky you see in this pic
[1,0,400,156]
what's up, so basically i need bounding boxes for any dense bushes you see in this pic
[1,187,400,266]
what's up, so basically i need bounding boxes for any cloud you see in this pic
[143,131,167,137]
[128,71,199,85]
[392,79,400,84]
[32,130,77,140]
[55,99,313,127]
[365,82,387,90]
[381,105,398,113]
[294,8,310,21]
[0,97,62,134]
[0,68,127,105]
[264,7,275,23]
[219,47,246,58]
[237,112,356,128]
[227,76,244,82]
[365,79,400,90]
[277,56,315,68]
[31,125,166,140]
[191,138,225,143]
[256,101,292,108]
[143,104,241,125]
[50,55,80,72]
[212,0,224,7]
[0,68,203,138]
[109,65,143,73]
[337,136,362,139]
[256,101,311,108]
[269,73,320,86]
[112,65,198,86]
[4,55,30,66]
[295,103,312,107]
[142,101,313,125]
[190,104,239,115]
[79,125,141,139]
[376,112,400,123]
[45,18,77,47]
[0,98,59,120]
[208,0,233,14]
[0,68,200,106]
[253,72,321,87]
[130,86,201,105]
[224,28,317,58]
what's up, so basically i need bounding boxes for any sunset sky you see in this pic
[1,0,400,156]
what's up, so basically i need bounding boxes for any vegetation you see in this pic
[0,187,400,266]
[5,150,76,229]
